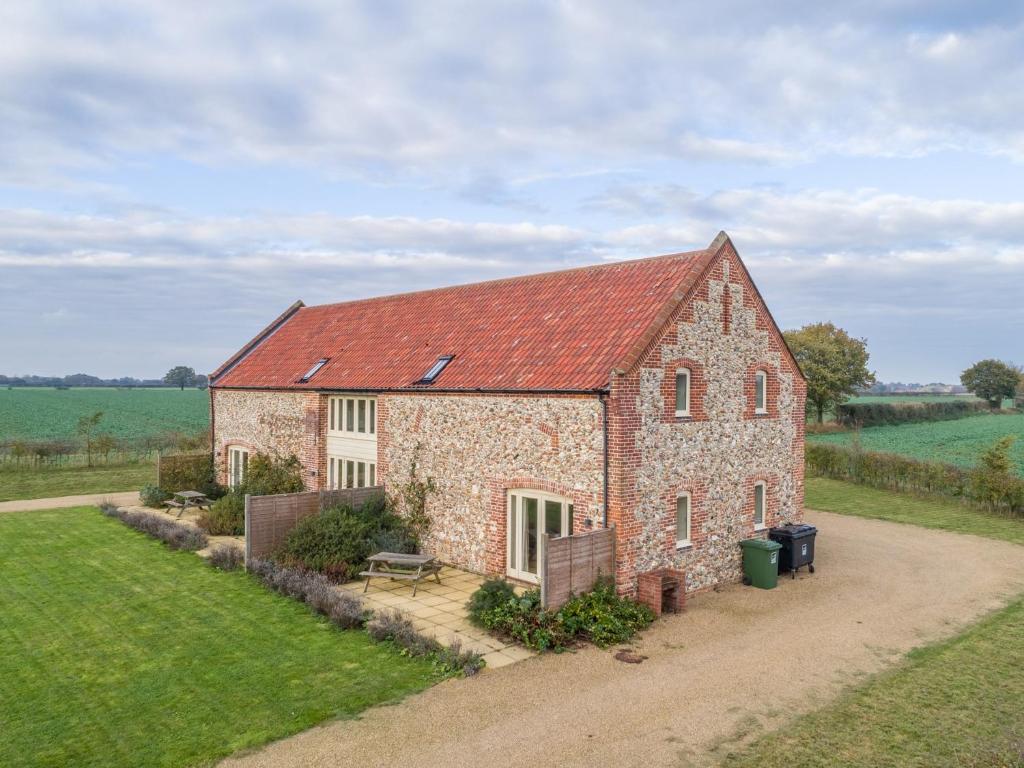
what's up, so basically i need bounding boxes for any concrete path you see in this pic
[220,510,1024,768]
[0,491,139,513]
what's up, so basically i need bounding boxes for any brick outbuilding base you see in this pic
[637,568,687,616]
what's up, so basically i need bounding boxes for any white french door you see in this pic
[506,490,572,584]
[227,446,249,488]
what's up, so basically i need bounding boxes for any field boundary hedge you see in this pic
[806,443,1024,516]
[836,399,990,428]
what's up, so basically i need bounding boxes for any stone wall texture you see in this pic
[211,389,321,488]
[378,393,604,574]
[608,243,806,595]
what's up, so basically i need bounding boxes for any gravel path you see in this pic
[0,491,139,513]
[220,510,1024,768]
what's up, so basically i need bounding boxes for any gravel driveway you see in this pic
[221,510,1024,768]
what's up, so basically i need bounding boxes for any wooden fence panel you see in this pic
[541,526,615,609]
[244,485,384,563]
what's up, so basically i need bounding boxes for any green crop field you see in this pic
[808,412,1024,476]
[0,387,209,443]
[847,394,984,404]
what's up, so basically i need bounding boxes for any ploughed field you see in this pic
[808,412,1024,476]
[0,387,210,442]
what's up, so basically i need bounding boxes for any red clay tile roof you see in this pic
[211,243,719,392]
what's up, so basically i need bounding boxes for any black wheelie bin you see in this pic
[768,524,817,578]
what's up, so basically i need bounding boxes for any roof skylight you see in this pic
[417,355,453,384]
[298,358,329,383]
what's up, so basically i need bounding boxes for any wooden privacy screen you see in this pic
[540,526,616,609]
[244,486,383,564]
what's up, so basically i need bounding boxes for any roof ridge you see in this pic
[303,247,708,311]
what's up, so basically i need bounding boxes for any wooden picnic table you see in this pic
[360,552,442,596]
[164,490,212,518]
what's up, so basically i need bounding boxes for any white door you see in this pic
[506,490,571,584]
[227,447,249,488]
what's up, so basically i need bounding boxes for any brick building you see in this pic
[209,232,806,594]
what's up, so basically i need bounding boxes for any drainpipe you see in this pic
[600,391,609,529]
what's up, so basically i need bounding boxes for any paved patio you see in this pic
[340,567,534,669]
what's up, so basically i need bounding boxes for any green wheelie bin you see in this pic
[739,538,783,589]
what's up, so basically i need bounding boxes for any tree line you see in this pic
[1,367,208,389]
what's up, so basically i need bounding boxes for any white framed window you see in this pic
[227,446,249,489]
[754,370,768,414]
[675,492,692,548]
[506,489,573,584]
[328,396,376,437]
[675,368,691,417]
[753,481,766,530]
[327,456,377,489]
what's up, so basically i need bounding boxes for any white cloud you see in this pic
[2,1,1024,187]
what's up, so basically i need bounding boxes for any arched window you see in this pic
[675,368,691,417]
[675,492,692,548]
[753,481,767,530]
[754,370,768,414]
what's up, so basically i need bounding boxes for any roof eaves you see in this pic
[209,300,305,385]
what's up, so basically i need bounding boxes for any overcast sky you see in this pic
[1,1,1022,382]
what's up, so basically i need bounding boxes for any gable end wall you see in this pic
[608,242,806,595]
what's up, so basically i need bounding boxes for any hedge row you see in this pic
[806,443,1024,515]
[836,399,990,428]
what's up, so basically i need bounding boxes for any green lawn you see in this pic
[805,476,1024,545]
[0,463,155,502]
[0,508,439,768]
[807,412,1024,475]
[724,597,1024,767]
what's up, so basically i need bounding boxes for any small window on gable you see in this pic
[675,368,691,417]
[418,355,453,384]
[676,492,692,548]
[299,358,328,383]
[753,481,766,530]
[754,370,767,414]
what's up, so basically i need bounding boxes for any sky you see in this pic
[1,1,1022,382]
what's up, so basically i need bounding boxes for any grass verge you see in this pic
[723,598,1024,767]
[0,507,439,768]
[806,476,1024,546]
[0,463,155,502]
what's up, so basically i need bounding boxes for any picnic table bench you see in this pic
[360,552,442,596]
[164,490,211,519]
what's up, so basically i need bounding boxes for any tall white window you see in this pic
[327,457,377,489]
[328,396,376,436]
[227,446,249,489]
[753,481,766,530]
[754,370,767,414]
[675,368,691,417]
[676,493,692,548]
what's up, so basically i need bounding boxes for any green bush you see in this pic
[139,484,171,507]
[198,494,245,535]
[196,453,305,536]
[558,582,656,647]
[466,578,517,627]
[472,581,655,651]
[836,399,989,428]
[276,495,418,581]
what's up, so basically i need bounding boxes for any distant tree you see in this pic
[163,366,197,390]
[75,411,104,467]
[783,322,876,423]
[960,359,1019,409]
[94,434,118,464]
